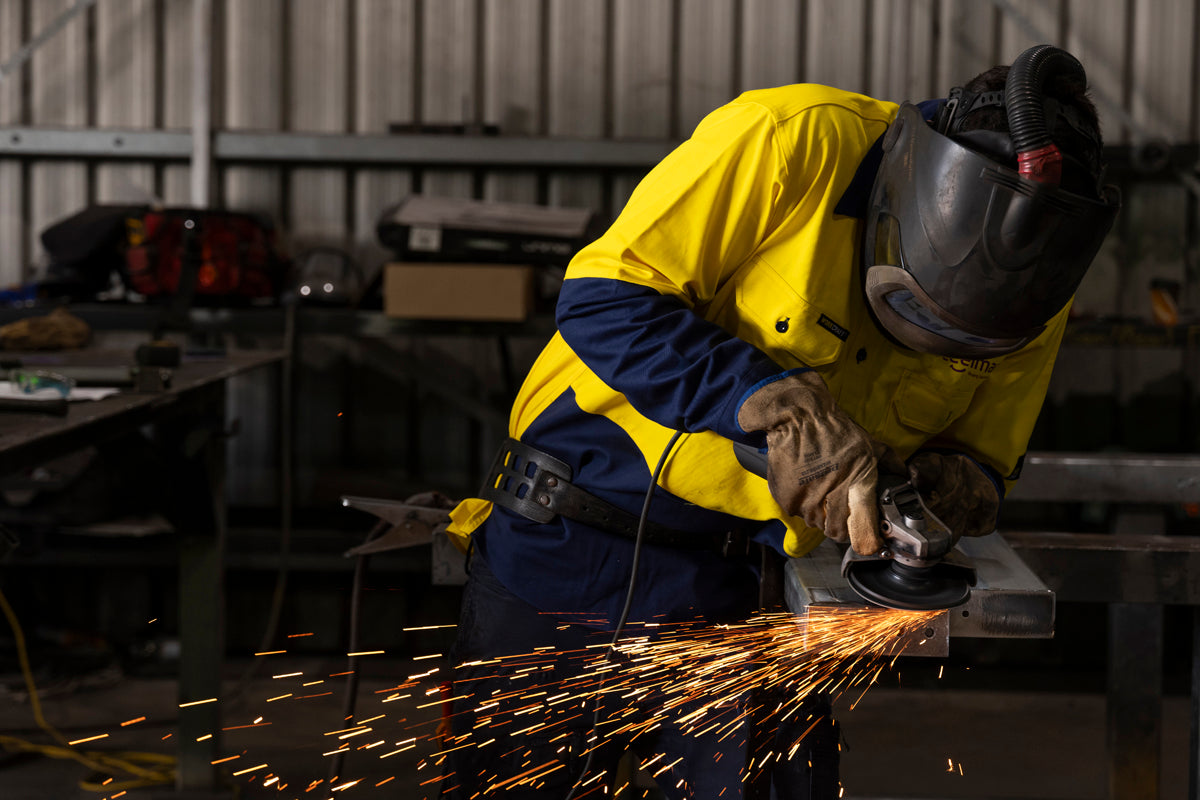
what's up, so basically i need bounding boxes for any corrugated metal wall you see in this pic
[1,0,1196,282]
[1,0,1198,506]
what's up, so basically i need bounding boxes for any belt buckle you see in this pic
[479,438,573,525]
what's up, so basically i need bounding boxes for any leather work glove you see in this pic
[907,451,1001,541]
[737,371,904,555]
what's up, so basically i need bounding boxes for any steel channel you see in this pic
[1010,452,1200,504]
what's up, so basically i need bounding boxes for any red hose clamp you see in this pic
[1017,144,1063,184]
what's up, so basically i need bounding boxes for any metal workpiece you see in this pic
[784,541,950,657]
[785,533,1055,658]
[948,534,1055,639]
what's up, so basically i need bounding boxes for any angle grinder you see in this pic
[840,473,975,610]
[732,442,975,611]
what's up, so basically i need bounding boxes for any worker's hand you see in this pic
[737,371,904,555]
[907,451,1001,541]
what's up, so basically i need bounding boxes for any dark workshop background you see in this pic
[0,1,1198,798]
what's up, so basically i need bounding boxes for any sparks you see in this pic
[67,734,108,746]
[222,605,938,797]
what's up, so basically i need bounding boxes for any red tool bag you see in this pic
[124,209,288,300]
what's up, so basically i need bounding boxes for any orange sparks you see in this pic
[221,605,939,797]
[119,716,146,727]
[67,734,108,746]
[402,624,457,631]
[231,763,269,777]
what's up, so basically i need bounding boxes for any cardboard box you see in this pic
[383,263,534,322]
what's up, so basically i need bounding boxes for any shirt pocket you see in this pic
[733,257,845,367]
[891,369,977,438]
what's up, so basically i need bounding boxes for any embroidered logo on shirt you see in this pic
[817,314,849,341]
[944,357,996,377]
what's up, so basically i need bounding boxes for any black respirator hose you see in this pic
[1004,44,1087,183]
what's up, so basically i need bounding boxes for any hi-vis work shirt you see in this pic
[450,84,1067,626]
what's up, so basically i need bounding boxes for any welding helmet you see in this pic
[863,45,1121,359]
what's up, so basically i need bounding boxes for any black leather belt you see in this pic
[479,438,750,557]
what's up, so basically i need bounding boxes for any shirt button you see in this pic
[775,318,789,333]
[857,348,867,363]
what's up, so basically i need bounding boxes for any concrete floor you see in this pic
[0,654,1191,800]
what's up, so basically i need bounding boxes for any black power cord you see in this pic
[563,430,685,800]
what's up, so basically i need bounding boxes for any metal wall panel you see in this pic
[95,0,157,206]
[545,0,607,212]
[0,0,25,284]
[1131,0,1195,143]
[481,0,541,203]
[29,0,88,274]
[420,0,475,199]
[160,0,193,205]
[738,0,802,93]
[1067,0,1132,142]
[937,1,1000,94]
[288,0,348,248]
[611,0,671,209]
[679,0,736,135]
[223,0,284,218]
[352,0,415,260]
[806,0,869,95]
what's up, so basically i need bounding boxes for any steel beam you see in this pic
[0,127,675,167]
[1010,452,1200,504]
[1004,532,1200,605]
[0,128,192,158]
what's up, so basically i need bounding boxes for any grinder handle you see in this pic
[731,441,768,478]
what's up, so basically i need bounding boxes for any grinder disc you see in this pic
[845,560,970,611]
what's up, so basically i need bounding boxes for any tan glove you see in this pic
[737,371,904,555]
[907,451,1001,541]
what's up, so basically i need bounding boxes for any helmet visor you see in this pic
[864,103,1120,357]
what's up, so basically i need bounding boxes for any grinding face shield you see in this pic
[863,102,1120,358]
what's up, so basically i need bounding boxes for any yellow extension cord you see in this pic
[0,587,177,792]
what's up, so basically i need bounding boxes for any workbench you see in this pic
[0,348,285,794]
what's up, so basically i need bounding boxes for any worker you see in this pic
[437,44,1119,799]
